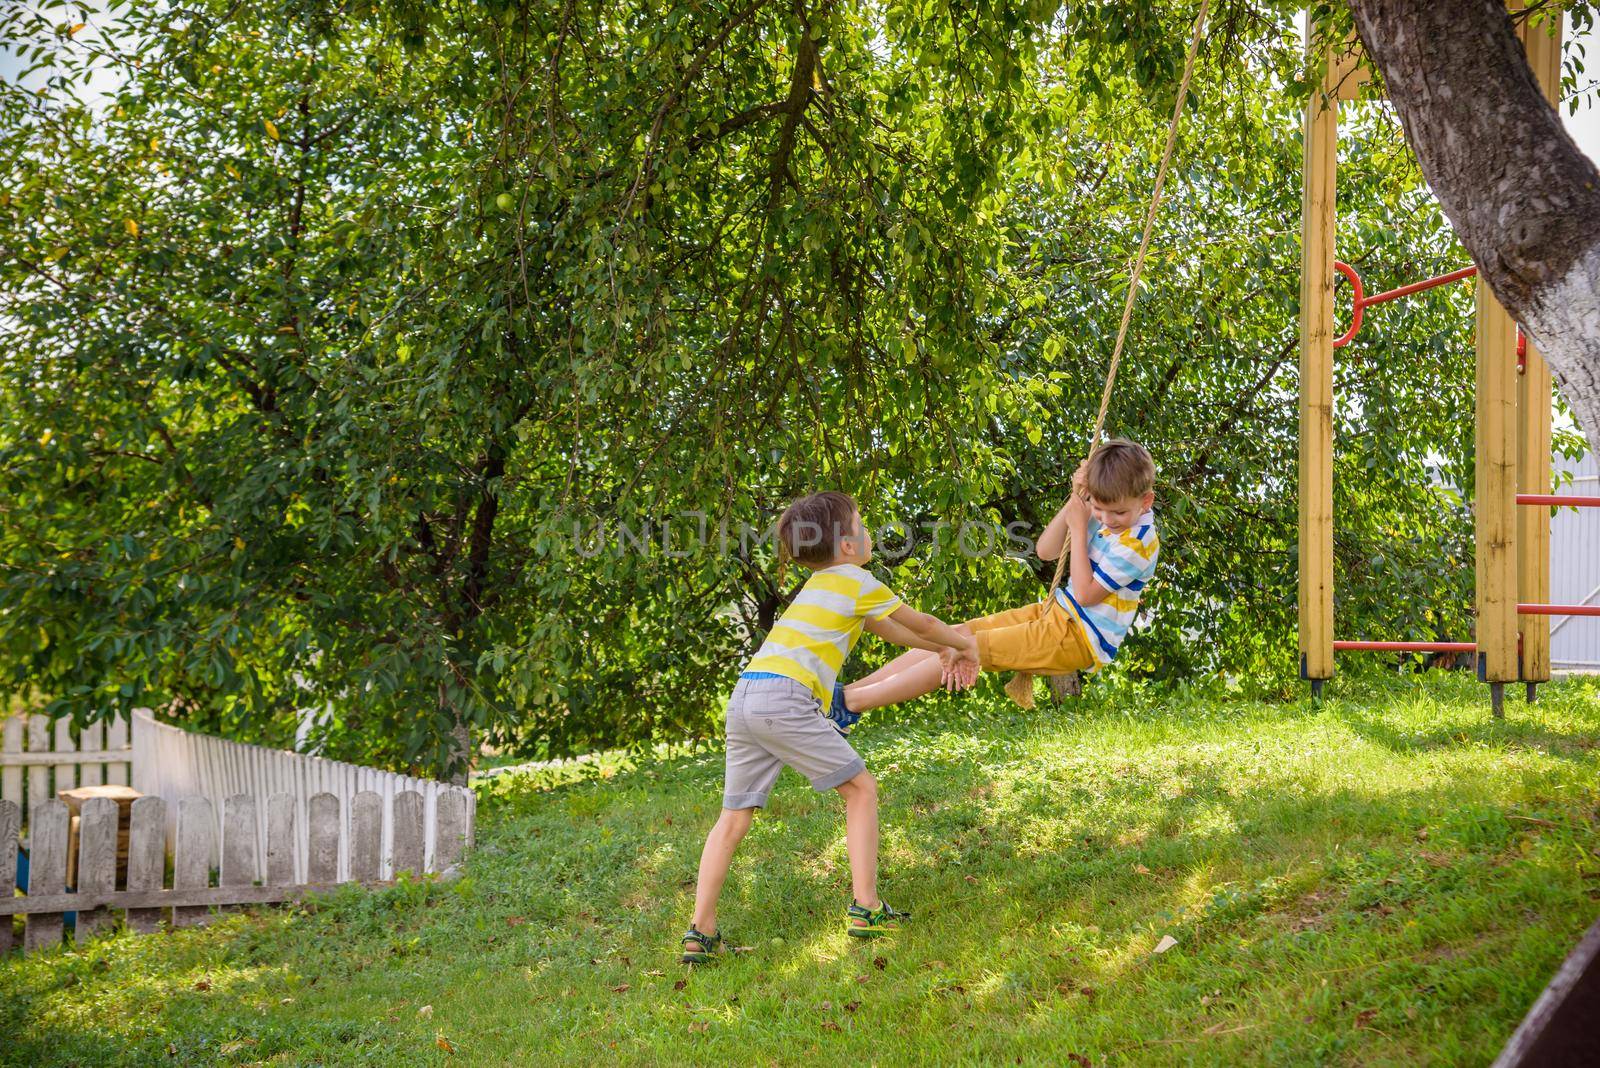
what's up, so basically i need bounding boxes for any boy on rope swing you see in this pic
[680,491,978,963]
[827,439,1159,727]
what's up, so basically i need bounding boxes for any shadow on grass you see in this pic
[1329,700,1599,763]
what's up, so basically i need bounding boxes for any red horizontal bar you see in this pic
[1360,264,1478,306]
[1333,640,1476,652]
[1518,604,1600,617]
[1516,494,1600,508]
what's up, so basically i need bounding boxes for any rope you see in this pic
[1044,0,1210,599]
[1005,1,1209,709]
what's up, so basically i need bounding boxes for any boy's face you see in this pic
[835,510,873,565]
[1089,491,1153,534]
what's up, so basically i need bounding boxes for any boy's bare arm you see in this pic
[862,612,946,652]
[882,605,975,655]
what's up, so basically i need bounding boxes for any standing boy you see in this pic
[680,491,976,962]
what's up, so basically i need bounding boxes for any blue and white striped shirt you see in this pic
[1054,511,1159,666]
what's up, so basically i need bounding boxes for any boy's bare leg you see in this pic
[690,807,754,940]
[853,646,940,688]
[844,654,950,713]
[835,770,880,907]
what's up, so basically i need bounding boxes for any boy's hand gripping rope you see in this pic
[1008,0,1209,709]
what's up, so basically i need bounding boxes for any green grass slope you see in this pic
[3,674,1598,1066]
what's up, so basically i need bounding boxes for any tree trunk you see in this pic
[1346,0,1600,448]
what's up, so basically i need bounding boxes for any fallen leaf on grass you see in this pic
[192,979,211,992]
[821,1021,842,1033]
[688,1021,709,1034]
[1134,864,1152,875]
[964,874,979,884]
[873,957,887,970]
[1067,1055,1092,1067]
[435,1033,455,1054]
[219,1039,257,1055]
[505,916,526,927]
[645,969,665,978]
[1153,935,1178,955]
[1355,1008,1378,1029]
[417,1005,433,1019]
[612,983,630,993]
[673,979,688,991]
[844,1001,860,1013]
[856,974,869,984]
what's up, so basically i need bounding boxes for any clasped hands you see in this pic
[938,638,980,692]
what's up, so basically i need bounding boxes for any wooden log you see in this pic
[1,716,21,808]
[222,795,258,890]
[307,793,339,885]
[1298,43,1338,684]
[0,799,17,954]
[434,789,469,872]
[265,794,296,888]
[24,799,68,952]
[26,716,49,825]
[125,796,166,933]
[58,784,141,887]
[391,791,424,878]
[74,797,118,940]
[104,715,129,787]
[173,797,215,928]
[349,791,382,883]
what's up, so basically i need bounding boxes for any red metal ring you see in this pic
[1332,260,1365,348]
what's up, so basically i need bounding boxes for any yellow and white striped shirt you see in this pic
[745,564,903,703]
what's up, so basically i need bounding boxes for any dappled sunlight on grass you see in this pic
[3,674,1597,1064]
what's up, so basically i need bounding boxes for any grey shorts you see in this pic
[722,675,866,809]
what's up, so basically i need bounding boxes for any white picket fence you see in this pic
[0,712,132,822]
[2,707,477,956]
[131,710,474,883]
[0,787,471,957]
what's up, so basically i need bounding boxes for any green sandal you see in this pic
[680,925,723,964]
[846,899,910,938]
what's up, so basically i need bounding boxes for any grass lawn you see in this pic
[3,672,1598,1066]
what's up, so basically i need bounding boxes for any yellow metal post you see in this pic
[1298,52,1338,692]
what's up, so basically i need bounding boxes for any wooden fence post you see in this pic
[265,794,296,888]
[392,791,424,878]
[435,790,469,872]
[105,715,130,787]
[25,799,68,952]
[0,799,17,955]
[307,793,339,884]
[126,796,167,934]
[350,791,381,883]
[27,717,49,826]
[74,797,119,940]
[222,795,258,899]
[174,797,215,928]
[1,717,20,811]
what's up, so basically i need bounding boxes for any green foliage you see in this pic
[1,1,1582,769]
[1,675,1597,1064]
